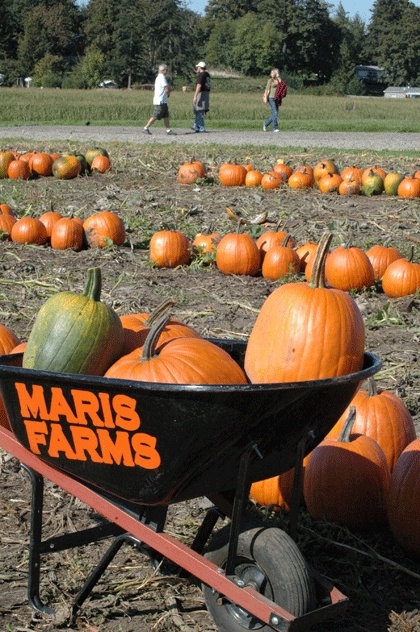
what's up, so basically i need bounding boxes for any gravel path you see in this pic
[1,125,419,150]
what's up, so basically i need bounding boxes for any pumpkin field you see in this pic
[0,136,419,632]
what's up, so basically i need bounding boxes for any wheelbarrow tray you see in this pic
[0,340,381,505]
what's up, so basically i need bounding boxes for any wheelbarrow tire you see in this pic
[203,525,316,631]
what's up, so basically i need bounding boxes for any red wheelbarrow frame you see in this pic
[0,425,348,632]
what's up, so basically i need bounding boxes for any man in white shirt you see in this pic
[143,64,174,134]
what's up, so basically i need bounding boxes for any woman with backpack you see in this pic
[262,69,287,133]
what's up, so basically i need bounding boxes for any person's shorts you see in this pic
[152,103,169,120]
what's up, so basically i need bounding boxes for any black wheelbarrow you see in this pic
[0,340,381,631]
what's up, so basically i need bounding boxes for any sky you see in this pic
[185,0,420,23]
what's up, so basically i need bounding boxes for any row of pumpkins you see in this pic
[0,147,111,180]
[0,240,417,559]
[250,386,419,560]
[178,158,420,197]
[0,204,125,251]
[2,199,419,298]
[150,222,420,299]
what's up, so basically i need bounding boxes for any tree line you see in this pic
[0,0,419,92]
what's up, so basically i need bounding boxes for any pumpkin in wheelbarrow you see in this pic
[23,268,124,376]
[0,323,22,429]
[106,314,247,385]
[245,232,365,383]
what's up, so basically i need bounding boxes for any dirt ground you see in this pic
[0,135,419,632]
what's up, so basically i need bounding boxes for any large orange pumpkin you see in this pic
[0,151,16,179]
[245,232,365,383]
[381,248,420,297]
[256,223,295,263]
[105,314,247,385]
[83,210,126,248]
[216,223,260,276]
[218,163,247,187]
[325,240,375,292]
[50,216,85,251]
[10,217,48,245]
[149,229,191,268]
[29,152,54,177]
[119,298,200,355]
[327,378,416,471]
[39,210,63,238]
[261,235,300,281]
[387,439,420,559]
[313,160,339,184]
[365,244,403,281]
[397,176,420,198]
[7,159,31,180]
[303,409,390,530]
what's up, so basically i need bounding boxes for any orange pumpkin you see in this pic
[261,235,300,281]
[387,439,420,559]
[7,159,31,180]
[303,409,390,530]
[50,216,85,251]
[272,160,293,182]
[245,232,365,383]
[149,228,191,268]
[295,241,317,273]
[256,224,295,263]
[261,171,281,190]
[105,314,247,385]
[216,223,260,276]
[362,166,387,183]
[340,166,363,184]
[10,217,48,245]
[29,152,54,177]
[0,203,15,216]
[245,169,263,187]
[338,178,361,196]
[325,240,375,292]
[178,161,205,184]
[313,160,339,184]
[365,244,403,281]
[287,170,313,190]
[119,299,200,356]
[381,248,420,297]
[91,155,111,173]
[218,163,247,186]
[397,176,420,198]
[317,173,342,194]
[192,229,220,256]
[39,210,63,238]
[0,214,17,240]
[327,378,416,471]
[83,210,126,248]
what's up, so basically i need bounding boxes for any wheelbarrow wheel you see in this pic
[203,525,316,631]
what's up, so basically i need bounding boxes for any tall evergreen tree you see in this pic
[366,0,420,85]
[204,0,258,20]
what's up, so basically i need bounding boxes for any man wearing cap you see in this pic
[192,62,210,133]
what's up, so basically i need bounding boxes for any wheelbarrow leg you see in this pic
[25,466,54,614]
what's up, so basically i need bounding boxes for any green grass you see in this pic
[0,87,419,132]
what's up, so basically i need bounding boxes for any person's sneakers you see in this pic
[273,129,279,133]
[143,127,151,134]
[263,125,267,131]
[166,129,175,135]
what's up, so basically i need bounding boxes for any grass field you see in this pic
[1,87,420,132]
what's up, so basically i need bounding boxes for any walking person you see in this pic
[192,61,210,133]
[143,64,174,135]
[262,69,287,133]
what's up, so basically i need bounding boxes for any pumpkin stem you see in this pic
[281,233,292,248]
[236,218,244,234]
[408,245,414,263]
[145,298,176,326]
[344,233,354,249]
[83,268,102,302]
[338,406,356,443]
[308,232,333,289]
[142,314,171,361]
[367,376,378,397]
